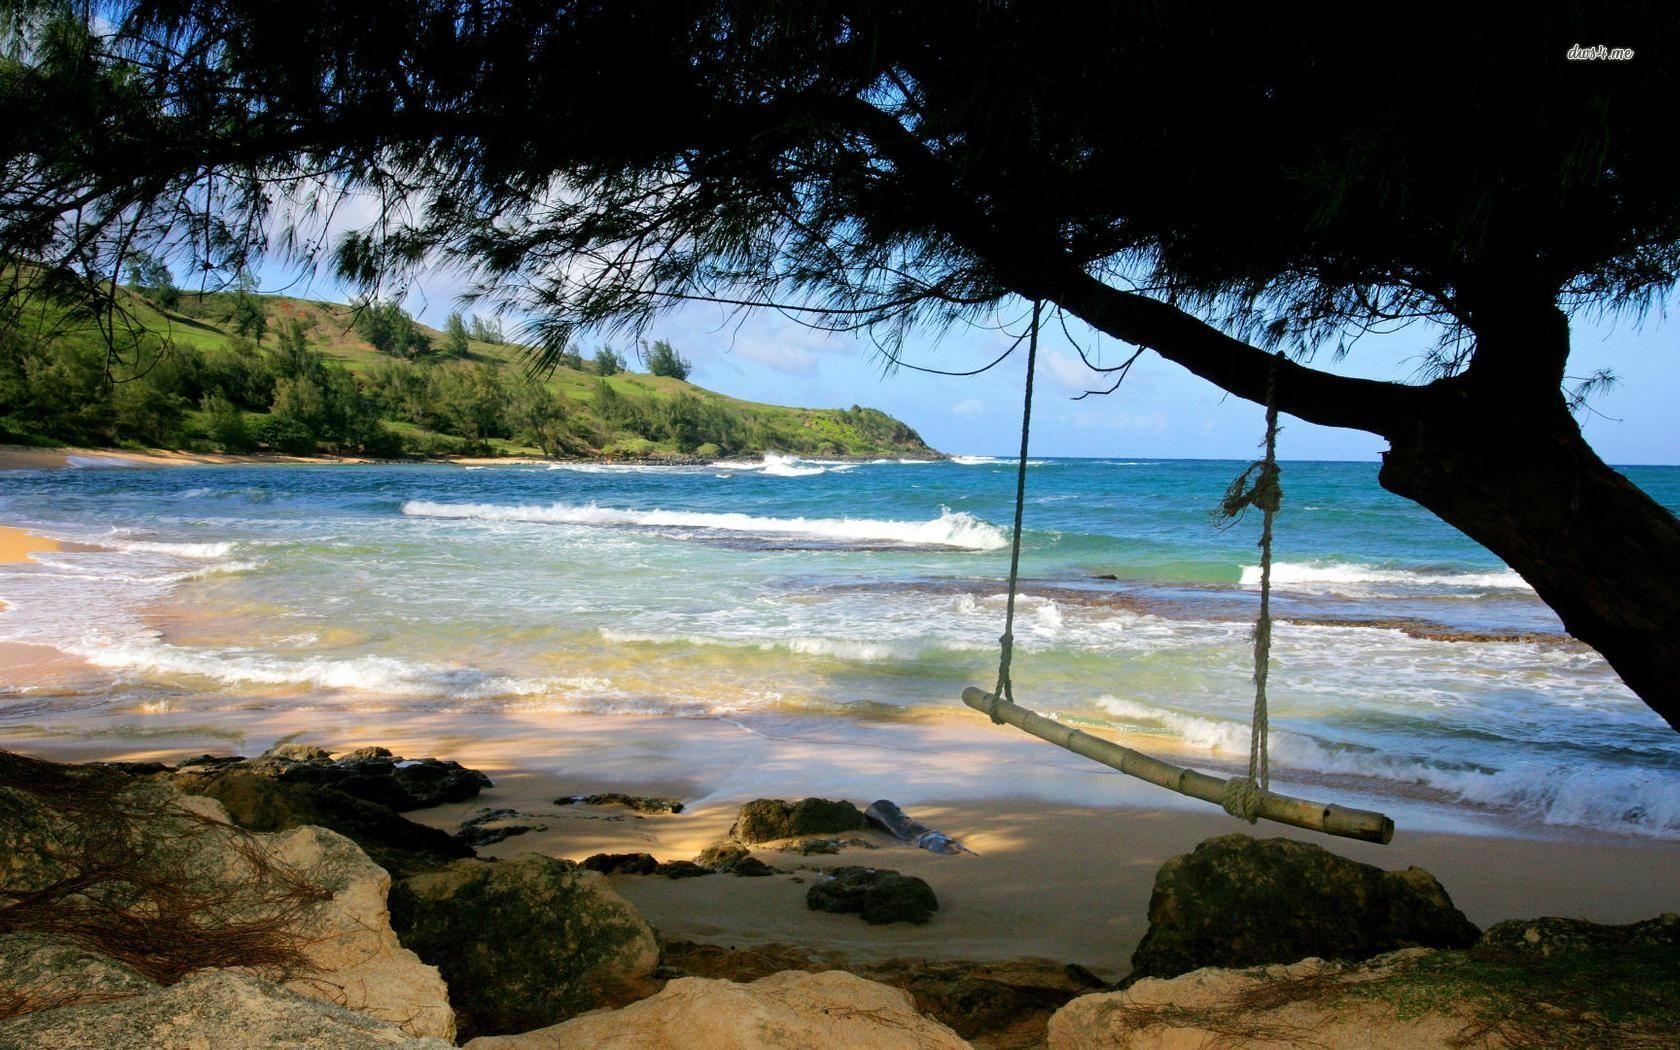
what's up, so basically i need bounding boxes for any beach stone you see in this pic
[556,792,684,814]
[389,855,659,1040]
[1479,912,1680,957]
[454,807,543,848]
[460,970,971,1050]
[655,859,716,879]
[177,771,473,878]
[1129,834,1480,980]
[694,841,773,875]
[806,866,938,925]
[729,798,867,843]
[0,969,456,1050]
[582,851,661,875]
[776,836,877,854]
[177,746,493,812]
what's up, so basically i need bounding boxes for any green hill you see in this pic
[0,283,938,460]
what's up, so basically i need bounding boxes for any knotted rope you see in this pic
[990,300,1042,723]
[1217,355,1283,822]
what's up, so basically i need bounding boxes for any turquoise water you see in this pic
[2,454,1677,837]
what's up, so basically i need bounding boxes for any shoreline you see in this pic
[4,711,1677,979]
[0,442,948,473]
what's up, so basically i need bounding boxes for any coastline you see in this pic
[4,708,1677,980]
[0,442,947,473]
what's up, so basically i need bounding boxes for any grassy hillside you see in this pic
[0,283,938,460]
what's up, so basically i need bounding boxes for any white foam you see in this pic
[951,455,1002,465]
[1243,561,1533,593]
[402,500,1007,550]
[108,538,237,559]
[1093,695,1680,837]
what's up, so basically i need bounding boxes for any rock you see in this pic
[0,969,455,1049]
[729,798,866,844]
[1479,913,1680,957]
[582,852,660,875]
[883,958,1107,1044]
[555,792,684,814]
[693,841,772,875]
[460,970,970,1050]
[267,823,456,1041]
[173,748,492,813]
[776,836,877,854]
[389,855,659,1040]
[1048,951,1475,1050]
[1128,834,1480,980]
[179,771,473,878]
[454,808,543,849]
[806,867,938,925]
[654,860,716,879]
[0,932,158,1010]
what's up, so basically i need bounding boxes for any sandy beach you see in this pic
[3,707,1676,983]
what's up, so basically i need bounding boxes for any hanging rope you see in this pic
[1216,353,1284,822]
[990,300,1042,723]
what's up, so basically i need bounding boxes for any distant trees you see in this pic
[355,299,430,357]
[443,312,471,357]
[124,252,180,310]
[467,315,505,345]
[642,340,691,381]
[230,273,267,344]
[592,346,624,376]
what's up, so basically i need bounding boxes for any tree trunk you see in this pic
[1379,379,1680,733]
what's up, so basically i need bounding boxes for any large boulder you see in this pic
[461,970,971,1050]
[806,866,939,925]
[1479,912,1680,957]
[0,933,158,1011]
[255,819,456,1041]
[389,855,659,1040]
[1129,834,1480,980]
[0,969,454,1050]
[728,798,866,844]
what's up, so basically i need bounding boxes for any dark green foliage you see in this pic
[354,299,429,357]
[591,346,623,376]
[642,339,691,381]
[124,252,179,310]
[201,393,254,452]
[442,311,470,357]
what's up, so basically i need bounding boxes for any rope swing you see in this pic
[963,312,1393,844]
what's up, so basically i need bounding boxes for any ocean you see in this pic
[2,454,1678,840]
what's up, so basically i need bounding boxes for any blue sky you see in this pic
[264,259,1677,464]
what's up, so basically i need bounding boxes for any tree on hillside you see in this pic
[355,299,430,357]
[230,272,266,344]
[592,346,624,376]
[4,3,1680,728]
[124,252,179,310]
[642,340,691,382]
[443,312,471,357]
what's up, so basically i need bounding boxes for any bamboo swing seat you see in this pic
[965,303,1395,846]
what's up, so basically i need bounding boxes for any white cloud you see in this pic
[951,397,984,416]
[1040,351,1100,395]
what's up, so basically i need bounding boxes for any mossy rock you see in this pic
[389,855,658,1040]
[729,798,866,844]
[807,866,939,925]
[1129,834,1480,981]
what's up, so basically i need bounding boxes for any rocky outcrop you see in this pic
[555,792,684,814]
[582,852,660,875]
[453,808,543,848]
[461,970,971,1050]
[806,866,938,925]
[388,855,659,1040]
[172,745,493,812]
[1480,912,1680,956]
[1048,950,1477,1050]
[0,969,455,1049]
[1129,834,1480,980]
[729,798,866,844]
[0,753,454,1043]
[178,771,473,878]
